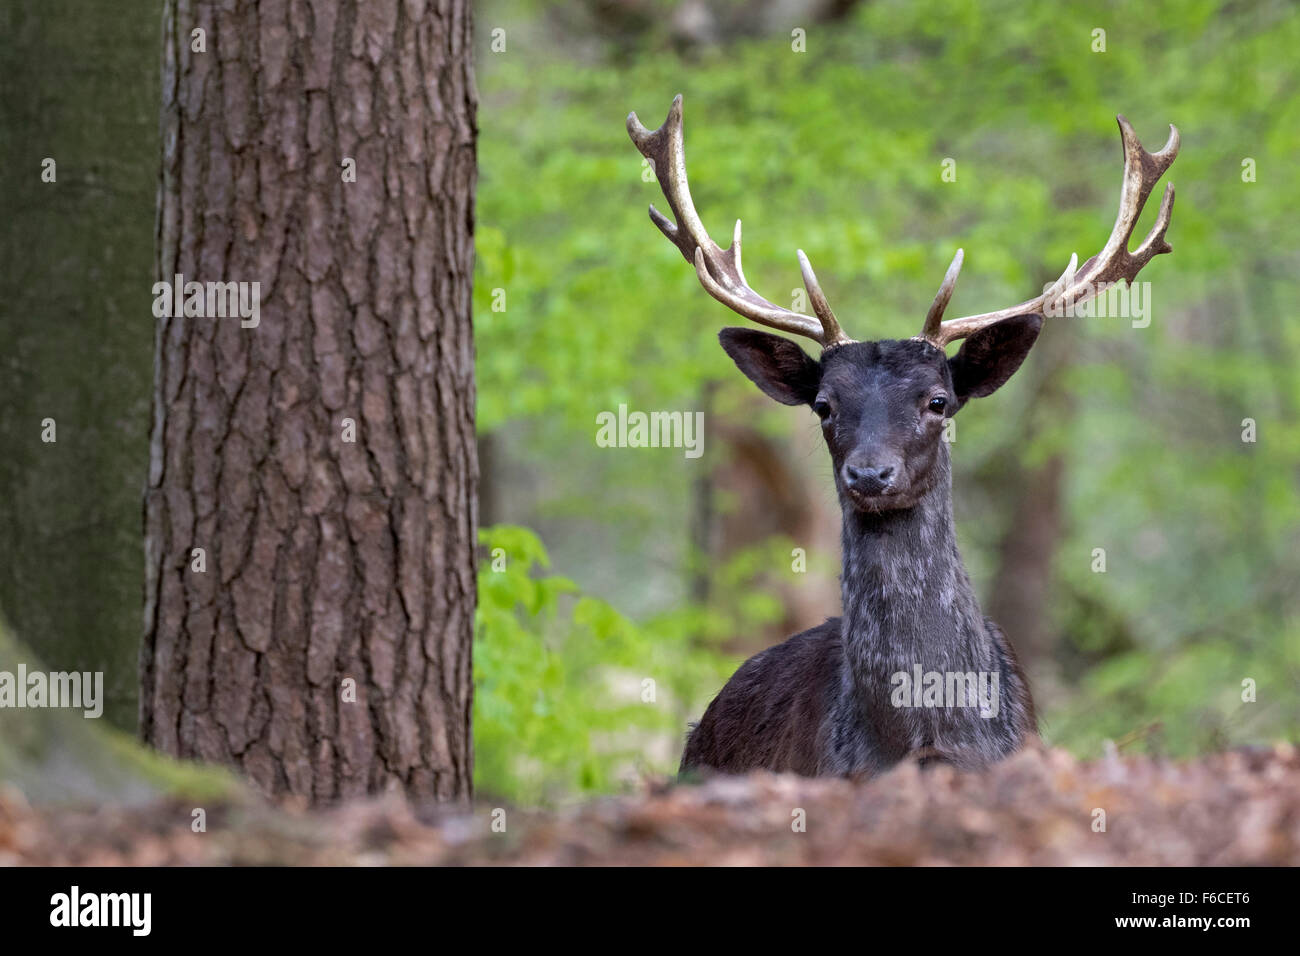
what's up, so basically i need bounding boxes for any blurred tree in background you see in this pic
[1,0,1297,805]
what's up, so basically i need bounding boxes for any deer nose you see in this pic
[843,462,896,496]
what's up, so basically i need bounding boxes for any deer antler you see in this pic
[627,95,853,349]
[920,115,1180,349]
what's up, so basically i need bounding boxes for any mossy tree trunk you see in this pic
[0,0,159,730]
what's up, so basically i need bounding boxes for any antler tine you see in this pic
[627,95,853,349]
[921,248,965,341]
[1074,115,1179,287]
[797,249,849,347]
[920,115,1179,350]
[626,95,705,263]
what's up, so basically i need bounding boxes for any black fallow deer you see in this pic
[627,96,1179,778]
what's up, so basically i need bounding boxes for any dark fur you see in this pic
[681,319,1042,778]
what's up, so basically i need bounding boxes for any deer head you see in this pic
[627,96,1179,514]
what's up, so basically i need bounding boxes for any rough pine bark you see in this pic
[141,0,478,803]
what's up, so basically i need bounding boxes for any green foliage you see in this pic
[474,525,750,803]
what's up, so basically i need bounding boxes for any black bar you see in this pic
[0,865,1282,942]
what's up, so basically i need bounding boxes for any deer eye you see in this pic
[928,396,948,414]
[813,399,832,420]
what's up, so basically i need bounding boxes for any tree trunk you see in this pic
[141,0,478,803]
[985,452,1064,670]
[0,0,159,730]
[713,393,840,648]
[984,319,1072,675]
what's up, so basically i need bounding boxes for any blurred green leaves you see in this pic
[475,525,747,802]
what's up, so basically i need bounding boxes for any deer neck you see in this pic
[838,446,994,685]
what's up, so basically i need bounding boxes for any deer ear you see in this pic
[719,327,821,407]
[946,313,1043,406]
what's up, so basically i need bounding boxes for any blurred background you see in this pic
[2,0,1298,805]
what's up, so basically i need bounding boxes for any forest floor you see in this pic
[3,743,1298,865]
